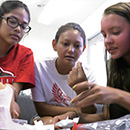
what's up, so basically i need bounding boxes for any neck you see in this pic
[55,58,74,75]
[0,44,14,58]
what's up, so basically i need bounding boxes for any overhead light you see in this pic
[37,3,44,7]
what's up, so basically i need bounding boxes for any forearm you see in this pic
[41,105,79,117]
[12,82,23,100]
[81,105,97,114]
[79,113,104,123]
[116,90,130,111]
[79,104,109,123]
[34,102,80,117]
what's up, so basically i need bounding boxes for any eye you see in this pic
[63,43,69,46]
[74,44,81,48]
[21,24,27,30]
[8,18,17,25]
[113,31,120,35]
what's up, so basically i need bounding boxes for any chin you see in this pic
[9,39,19,45]
[111,55,120,60]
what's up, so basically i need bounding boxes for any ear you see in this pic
[52,39,57,51]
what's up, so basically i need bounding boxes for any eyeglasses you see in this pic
[1,16,31,33]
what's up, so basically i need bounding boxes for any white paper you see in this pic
[56,116,79,128]
[0,85,30,130]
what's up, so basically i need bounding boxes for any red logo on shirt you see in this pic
[0,67,16,84]
[49,82,71,106]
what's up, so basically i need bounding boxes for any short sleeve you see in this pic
[31,62,46,102]
[82,64,98,84]
[14,49,35,89]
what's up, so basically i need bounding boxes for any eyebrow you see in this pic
[10,15,28,24]
[101,26,120,33]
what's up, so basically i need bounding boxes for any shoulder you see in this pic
[16,43,33,54]
[82,63,98,83]
[35,57,57,69]
[35,57,56,64]
[10,44,33,60]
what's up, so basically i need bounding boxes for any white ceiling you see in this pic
[22,0,106,28]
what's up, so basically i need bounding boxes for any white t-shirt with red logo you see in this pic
[31,57,97,107]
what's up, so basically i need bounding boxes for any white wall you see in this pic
[20,22,58,60]
[81,0,130,39]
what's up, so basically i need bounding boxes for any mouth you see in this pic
[10,34,20,41]
[108,47,118,53]
[65,55,75,60]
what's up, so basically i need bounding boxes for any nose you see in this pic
[104,34,113,45]
[68,45,75,52]
[14,25,21,33]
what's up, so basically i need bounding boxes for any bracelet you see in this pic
[69,110,78,117]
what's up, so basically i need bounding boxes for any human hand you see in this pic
[40,116,54,125]
[0,83,20,119]
[71,81,120,108]
[7,83,21,119]
[52,111,78,129]
[68,62,87,87]
[10,96,21,119]
[0,82,5,89]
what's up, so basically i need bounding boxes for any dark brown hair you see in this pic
[0,0,30,24]
[55,22,86,47]
[105,2,130,91]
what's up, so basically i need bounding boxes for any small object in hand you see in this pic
[56,116,79,128]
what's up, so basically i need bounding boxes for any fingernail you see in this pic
[15,110,19,117]
[72,85,77,90]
